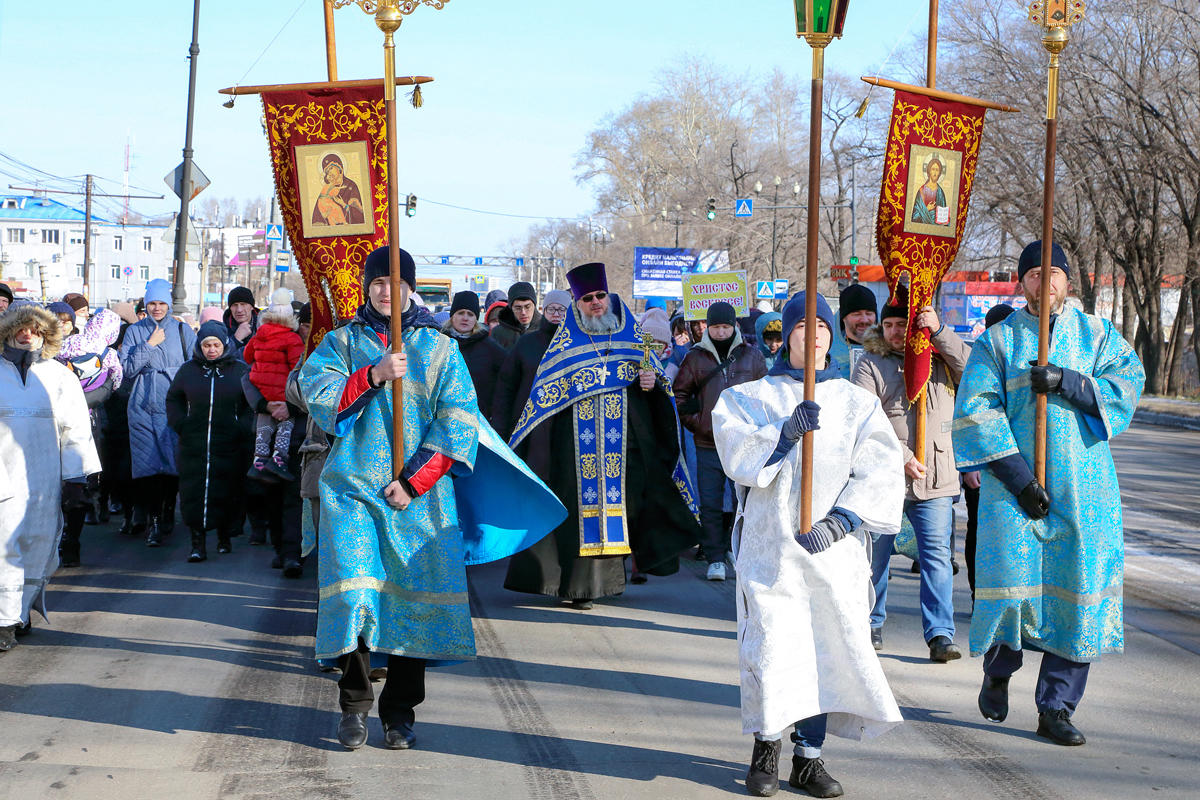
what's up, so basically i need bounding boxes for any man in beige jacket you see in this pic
[851,289,970,662]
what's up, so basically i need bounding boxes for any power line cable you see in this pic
[227,0,310,89]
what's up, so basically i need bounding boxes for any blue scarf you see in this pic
[768,348,841,383]
[353,300,437,343]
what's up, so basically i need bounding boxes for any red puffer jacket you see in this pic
[243,321,304,402]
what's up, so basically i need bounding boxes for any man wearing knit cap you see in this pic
[711,290,904,798]
[674,301,766,581]
[299,245,564,751]
[489,281,542,351]
[502,261,699,609]
[489,288,571,440]
[223,285,259,355]
[0,283,13,314]
[442,290,507,418]
[851,285,970,661]
[830,283,878,376]
[953,240,1145,747]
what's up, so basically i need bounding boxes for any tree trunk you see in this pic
[1165,288,1190,395]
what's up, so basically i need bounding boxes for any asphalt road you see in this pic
[1,423,1197,800]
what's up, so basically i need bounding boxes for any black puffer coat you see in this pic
[489,316,559,442]
[165,339,253,532]
[443,322,507,419]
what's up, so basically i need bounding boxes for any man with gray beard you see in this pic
[503,262,700,608]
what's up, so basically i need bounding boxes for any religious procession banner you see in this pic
[261,85,388,349]
[681,271,750,321]
[875,89,987,401]
[510,297,699,557]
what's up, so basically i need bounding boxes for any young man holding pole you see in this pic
[851,287,970,660]
[299,245,562,751]
[952,241,1144,746]
[713,292,904,797]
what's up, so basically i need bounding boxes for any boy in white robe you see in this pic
[712,292,905,797]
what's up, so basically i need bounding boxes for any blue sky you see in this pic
[0,0,929,256]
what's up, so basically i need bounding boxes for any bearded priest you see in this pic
[503,262,700,609]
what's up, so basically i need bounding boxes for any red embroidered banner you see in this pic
[875,90,987,401]
[262,86,388,349]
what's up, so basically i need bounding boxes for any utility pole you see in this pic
[172,0,202,316]
[83,176,93,297]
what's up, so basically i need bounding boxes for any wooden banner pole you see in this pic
[376,5,406,477]
[323,0,338,81]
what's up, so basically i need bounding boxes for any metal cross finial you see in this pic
[1028,0,1085,29]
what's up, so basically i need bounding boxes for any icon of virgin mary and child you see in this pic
[311,153,365,227]
[911,154,950,226]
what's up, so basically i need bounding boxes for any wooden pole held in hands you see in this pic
[800,44,827,535]
[377,7,406,476]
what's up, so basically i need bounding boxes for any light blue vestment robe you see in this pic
[299,319,565,662]
[952,306,1144,662]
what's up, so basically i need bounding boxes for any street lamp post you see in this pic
[171,0,202,316]
[794,0,850,533]
[754,176,785,285]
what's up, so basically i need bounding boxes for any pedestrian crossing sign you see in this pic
[756,280,775,299]
[735,198,754,218]
[265,224,284,242]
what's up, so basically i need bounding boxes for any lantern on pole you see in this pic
[1028,0,1084,486]
[793,0,849,533]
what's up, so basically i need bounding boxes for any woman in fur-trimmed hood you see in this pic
[0,304,101,650]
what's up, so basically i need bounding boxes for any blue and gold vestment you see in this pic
[953,306,1144,662]
[510,295,697,558]
[299,319,565,662]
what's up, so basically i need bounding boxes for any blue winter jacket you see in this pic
[119,315,197,478]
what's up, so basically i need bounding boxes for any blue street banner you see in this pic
[633,247,733,299]
[633,247,696,299]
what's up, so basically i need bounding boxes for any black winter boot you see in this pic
[745,738,781,796]
[217,531,232,554]
[146,516,164,547]
[59,537,81,568]
[789,756,844,797]
[188,530,207,563]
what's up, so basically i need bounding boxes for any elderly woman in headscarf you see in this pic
[0,304,100,651]
[166,320,253,562]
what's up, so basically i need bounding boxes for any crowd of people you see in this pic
[0,237,1146,797]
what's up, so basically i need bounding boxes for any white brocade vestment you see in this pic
[0,356,101,627]
[712,375,905,739]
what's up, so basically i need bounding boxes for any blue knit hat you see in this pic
[144,278,172,306]
[781,291,836,342]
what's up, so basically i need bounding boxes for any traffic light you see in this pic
[405,194,417,217]
[849,255,859,267]
[705,197,717,221]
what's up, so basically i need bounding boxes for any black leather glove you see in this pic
[781,400,821,442]
[1029,361,1064,394]
[1017,480,1051,520]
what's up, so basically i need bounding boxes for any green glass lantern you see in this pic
[794,0,849,44]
